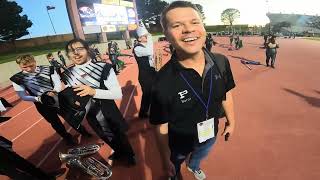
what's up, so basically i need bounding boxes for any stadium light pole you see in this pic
[46,5,57,35]
[266,0,271,34]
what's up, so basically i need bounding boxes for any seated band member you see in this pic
[10,55,91,145]
[61,38,136,165]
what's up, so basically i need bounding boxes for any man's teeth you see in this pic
[183,37,198,42]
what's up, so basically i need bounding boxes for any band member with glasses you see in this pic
[61,38,136,166]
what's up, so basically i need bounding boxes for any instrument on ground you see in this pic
[59,144,112,179]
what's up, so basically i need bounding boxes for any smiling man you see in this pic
[150,1,236,180]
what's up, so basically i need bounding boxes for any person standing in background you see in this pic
[133,23,156,119]
[266,36,279,68]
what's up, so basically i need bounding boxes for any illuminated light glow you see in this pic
[93,3,129,25]
[101,25,117,32]
[120,1,134,7]
[101,0,120,6]
[127,8,136,18]
[128,24,138,30]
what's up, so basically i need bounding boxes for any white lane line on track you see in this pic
[12,118,43,142]
[0,104,34,127]
[36,126,73,167]
[7,94,18,101]
[0,89,16,97]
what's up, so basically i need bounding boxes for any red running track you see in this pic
[1,38,320,180]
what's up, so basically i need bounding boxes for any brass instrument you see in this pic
[67,144,101,156]
[59,144,112,179]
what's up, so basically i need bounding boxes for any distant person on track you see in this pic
[229,33,234,46]
[234,34,242,50]
[0,134,65,180]
[46,53,64,76]
[133,23,156,119]
[61,38,136,166]
[57,50,67,67]
[205,33,213,51]
[265,36,279,68]
[150,1,236,180]
[10,54,92,146]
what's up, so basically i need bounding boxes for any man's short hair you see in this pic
[16,54,36,65]
[46,53,53,59]
[160,1,201,30]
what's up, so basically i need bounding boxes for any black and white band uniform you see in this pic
[10,66,91,145]
[133,33,156,118]
[61,60,136,165]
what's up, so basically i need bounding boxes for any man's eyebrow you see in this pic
[170,18,201,24]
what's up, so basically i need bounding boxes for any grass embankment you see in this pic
[0,42,66,64]
[303,37,320,41]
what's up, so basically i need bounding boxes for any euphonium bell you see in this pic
[67,143,102,156]
[59,143,112,179]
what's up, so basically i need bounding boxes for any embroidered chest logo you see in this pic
[214,74,221,80]
[178,90,188,99]
[178,90,191,103]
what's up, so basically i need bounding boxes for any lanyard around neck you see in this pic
[179,68,213,119]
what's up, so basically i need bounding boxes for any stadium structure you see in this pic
[267,13,320,36]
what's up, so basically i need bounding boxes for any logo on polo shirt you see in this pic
[178,90,188,99]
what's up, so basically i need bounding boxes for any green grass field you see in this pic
[0,42,66,64]
[303,37,320,41]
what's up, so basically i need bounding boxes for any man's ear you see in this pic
[163,30,169,41]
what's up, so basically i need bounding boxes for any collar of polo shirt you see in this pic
[171,48,215,74]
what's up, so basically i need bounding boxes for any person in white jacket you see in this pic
[133,23,156,118]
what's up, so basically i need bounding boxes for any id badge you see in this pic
[197,118,215,143]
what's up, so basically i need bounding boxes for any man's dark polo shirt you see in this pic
[150,49,235,153]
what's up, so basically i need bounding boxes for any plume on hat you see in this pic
[136,21,149,37]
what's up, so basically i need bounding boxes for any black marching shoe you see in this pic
[108,151,123,160]
[127,155,137,166]
[0,98,13,107]
[0,116,11,123]
[138,112,149,119]
[82,131,93,138]
[64,136,77,146]
[48,168,66,179]
[78,127,93,138]
[108,152,137,166]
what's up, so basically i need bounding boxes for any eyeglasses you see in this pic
[67,47,86,54]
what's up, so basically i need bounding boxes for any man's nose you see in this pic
[182,23,195,33]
